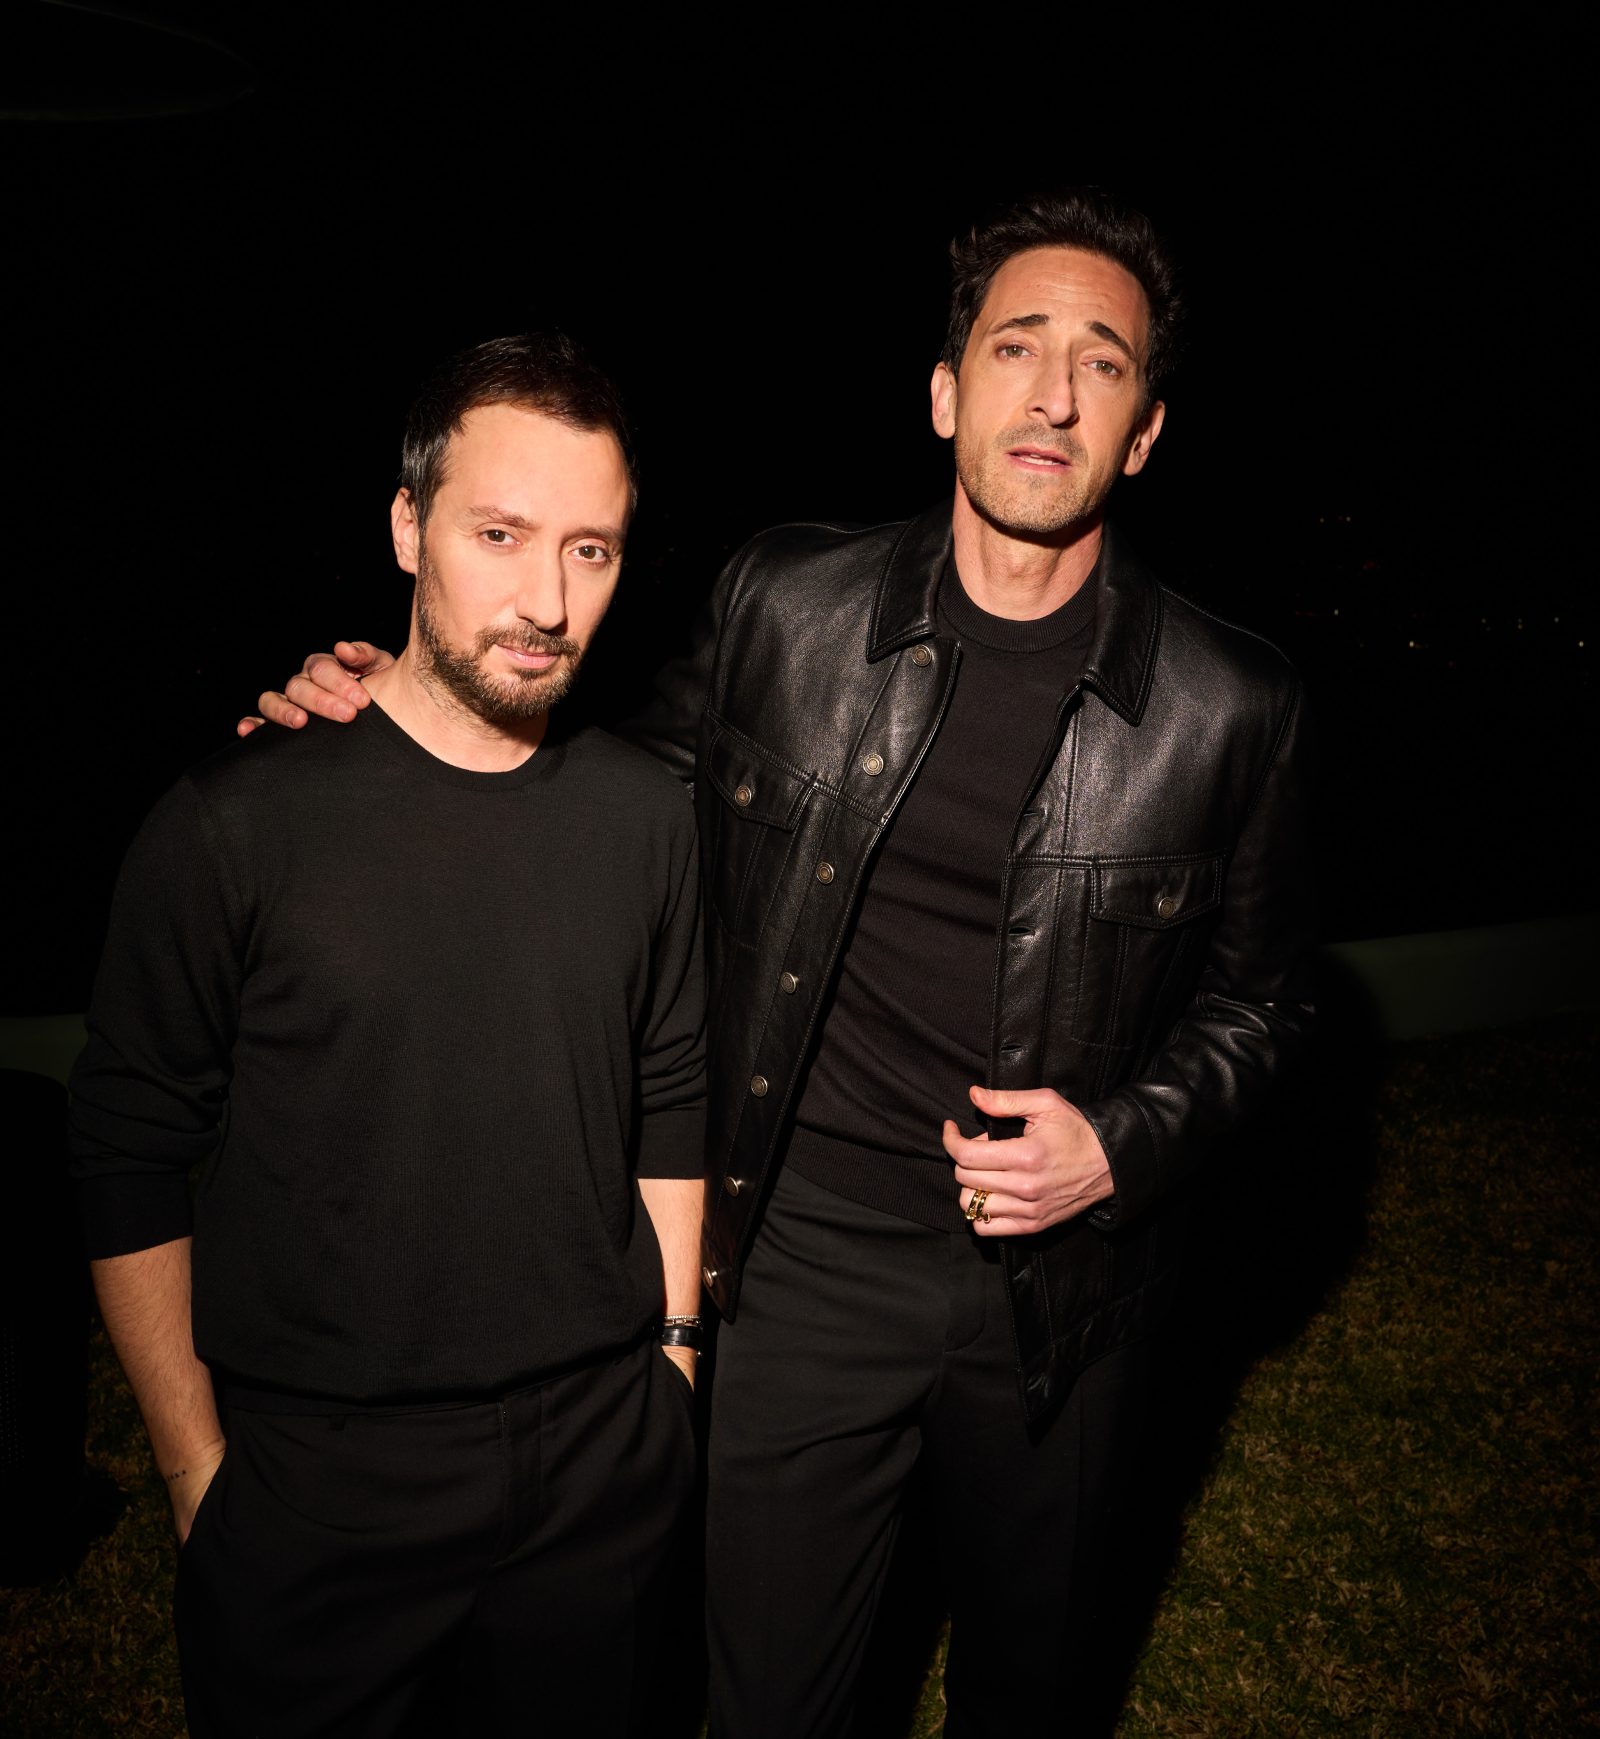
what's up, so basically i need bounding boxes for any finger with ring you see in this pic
[964,1187,990,1224]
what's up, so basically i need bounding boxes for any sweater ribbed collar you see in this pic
[938,555,1097,655]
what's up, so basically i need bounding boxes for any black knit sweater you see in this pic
[69,704,706,1405]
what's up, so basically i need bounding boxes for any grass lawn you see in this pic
[4,1014,1596,1736]
[1104,1012,1598,1737]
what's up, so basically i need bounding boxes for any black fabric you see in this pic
[69,705,706,1405]
[175,1339,697,1738]
[705,1165,1152,1739]
[789,562,1095,1230]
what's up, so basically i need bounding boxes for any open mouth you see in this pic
[1007,445,1072,470]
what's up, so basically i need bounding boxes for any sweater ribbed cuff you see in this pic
[75,1172,194,1260]
[637,1102,707,1180]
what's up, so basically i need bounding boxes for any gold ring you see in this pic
[965,1188,990,1224]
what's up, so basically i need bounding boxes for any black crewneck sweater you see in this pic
[788,562,1095,1230]
[69,705,706,1406]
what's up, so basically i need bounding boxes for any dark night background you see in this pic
[3,6,1592,1016]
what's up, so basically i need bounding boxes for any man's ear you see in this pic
[930,361,958,441]
[390,488,421,575]
[1121,400,1166,477]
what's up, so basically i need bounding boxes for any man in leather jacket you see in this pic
[254,189,1313,1738]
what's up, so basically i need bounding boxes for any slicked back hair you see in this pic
[944,189,1183,405]
[399,332,637,527]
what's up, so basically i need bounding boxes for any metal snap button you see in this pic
[750,1075,769,1097]
[733,783,753,807]
[702,1266,718,1289]
[779,971,799,994]
[1155,893,1178,920]
[815,861,835,884]
[723,1175,742,1196]
[861,753,884,776]
[910,645,933,667]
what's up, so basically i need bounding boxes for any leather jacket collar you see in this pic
[866,501,1160,725]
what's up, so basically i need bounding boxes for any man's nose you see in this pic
[514,556,568,632]
[1029,356,1078,427]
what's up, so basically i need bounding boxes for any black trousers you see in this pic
[706,1166,1153,1739]
[175,1339,697,1738]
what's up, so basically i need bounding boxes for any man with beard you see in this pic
[251,189,1313,1737]
[70,334,706,1737]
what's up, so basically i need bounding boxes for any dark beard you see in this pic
[414,551,585,724]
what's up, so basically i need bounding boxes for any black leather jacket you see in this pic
[627,502,1313,1420]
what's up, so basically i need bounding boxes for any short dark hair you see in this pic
[400,332,637,526]
[943,189,1183,402]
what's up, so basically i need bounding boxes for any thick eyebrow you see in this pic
[988,313,1051,336]
[570,524,628,549]
[459,505,627,546]
[1085,319,1139,363]
[459,504,537,531]
[987,313,1141,368]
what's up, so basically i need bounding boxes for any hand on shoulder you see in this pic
[237,641,393,737]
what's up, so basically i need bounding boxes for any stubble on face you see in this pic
[954,419,1101,539]
[414,545,585,724]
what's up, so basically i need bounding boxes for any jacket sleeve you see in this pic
[634,797,709,1180]
[1078,680,1315,1229]
[616,542,754,783]
[68,776,244,1257]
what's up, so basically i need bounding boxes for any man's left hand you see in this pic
[941,1085,1115,1236]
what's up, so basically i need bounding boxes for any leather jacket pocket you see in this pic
[1074,854,1224,1049]
[702,726,810,947]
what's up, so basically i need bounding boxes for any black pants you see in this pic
[175,1339,697,1737]
[706,1166,1153,1739]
